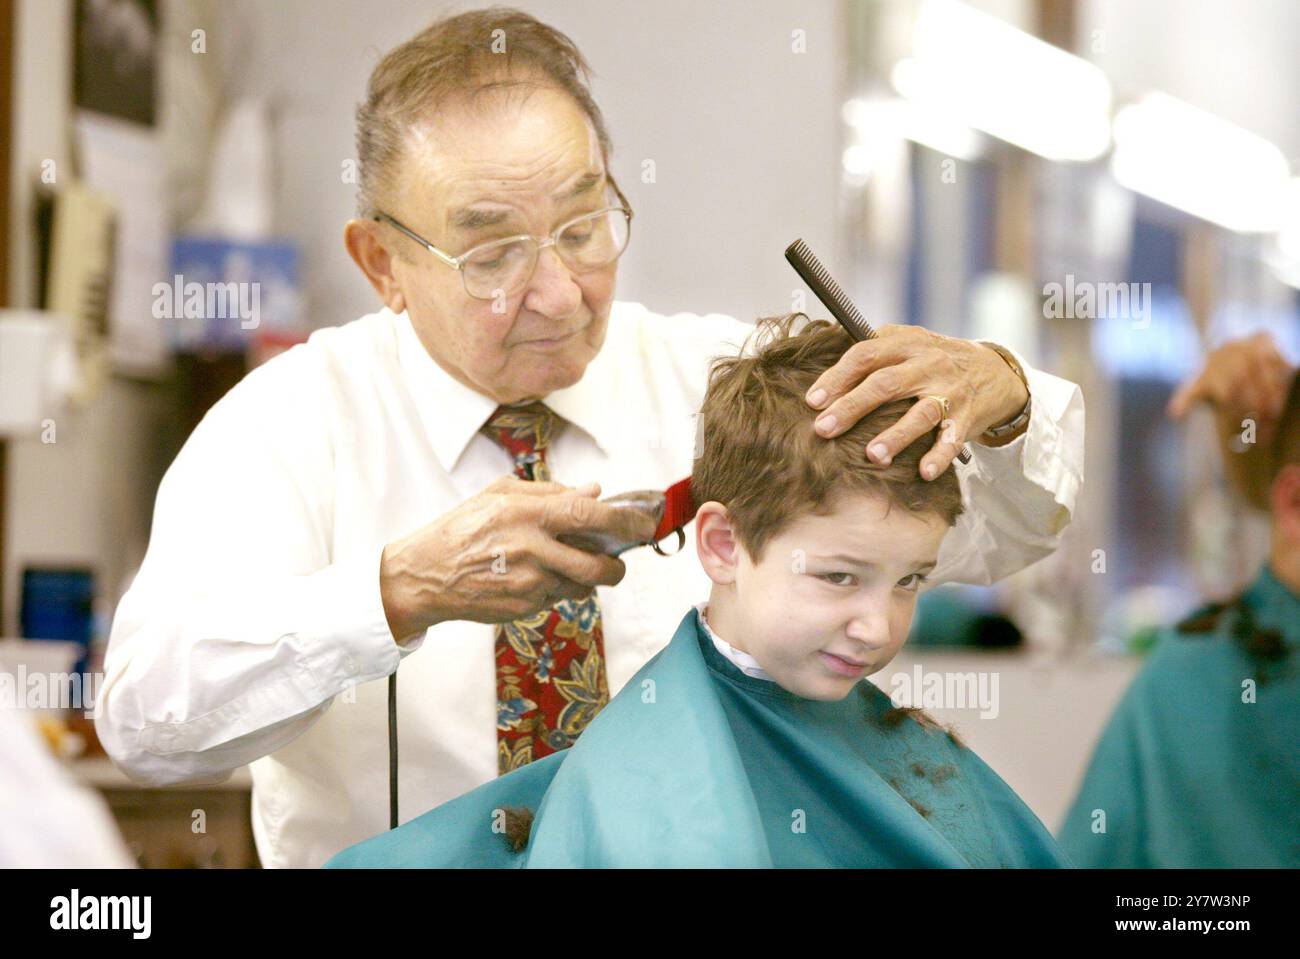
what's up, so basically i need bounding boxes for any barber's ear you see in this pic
[344,219,407,314]
[695,501,741,585]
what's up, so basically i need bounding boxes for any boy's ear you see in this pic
[695,501,740,585]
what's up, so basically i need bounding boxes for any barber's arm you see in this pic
[97,359,654,787]
[802,324,1085,585]
[96,364,407,786]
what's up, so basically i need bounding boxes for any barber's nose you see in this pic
[522,245,582,317]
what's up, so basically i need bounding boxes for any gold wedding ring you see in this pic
[924,394,950,420]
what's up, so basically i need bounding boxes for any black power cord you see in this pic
[388,670,399,829]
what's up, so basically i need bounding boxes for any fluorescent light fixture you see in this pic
[842,143,876,178]
[1268,179,1300,289]
[842,96,984,167]
[1270,258,1300,292]
[890,0,1112,162]
[1277,178,1300,260]
[1111,92,1291,233]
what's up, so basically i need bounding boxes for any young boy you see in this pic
[326,315,1071,868]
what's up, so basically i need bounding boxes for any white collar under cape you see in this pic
[693,602,775,683]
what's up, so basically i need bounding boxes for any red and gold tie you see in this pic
[481,402,611,775]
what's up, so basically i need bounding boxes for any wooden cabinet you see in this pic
[74,758,260,869]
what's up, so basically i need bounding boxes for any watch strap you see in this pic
[980,342,1032,438]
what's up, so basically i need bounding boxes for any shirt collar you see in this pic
[393,307,623,473]
[1245,564,1300,650]
[693,601,775,683]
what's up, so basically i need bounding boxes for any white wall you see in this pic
[1082,0,1300,161]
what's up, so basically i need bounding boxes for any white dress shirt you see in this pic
[95,301,1084,868]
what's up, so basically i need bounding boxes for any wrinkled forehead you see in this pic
[394,83,606,229]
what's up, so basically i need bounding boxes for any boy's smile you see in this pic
[819,650,871,678]
[697,490,950,701]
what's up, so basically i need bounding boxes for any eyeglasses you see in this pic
[373,183,633,301]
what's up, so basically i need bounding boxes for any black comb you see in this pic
[784,238,971,466]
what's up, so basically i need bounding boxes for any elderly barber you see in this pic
[97,8,1085,868]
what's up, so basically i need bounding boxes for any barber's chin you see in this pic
[506,356,589,400]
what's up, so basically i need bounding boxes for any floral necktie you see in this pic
[480,401,611,775]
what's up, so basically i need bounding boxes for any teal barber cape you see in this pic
[1059,565,1300,868]
[327,607,1071,868]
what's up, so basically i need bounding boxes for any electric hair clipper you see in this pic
[556,478,696,557]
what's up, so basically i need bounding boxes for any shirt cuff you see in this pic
[297,543,424,695]
[970,342,1083,517]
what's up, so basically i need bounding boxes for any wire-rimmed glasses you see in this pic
[373,183,633,300]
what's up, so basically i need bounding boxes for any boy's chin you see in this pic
[775,674,862,702]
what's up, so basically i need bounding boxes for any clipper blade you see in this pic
[557,490,665,557]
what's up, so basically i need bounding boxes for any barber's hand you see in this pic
[1167,331,1293,445]
[803,325,1030,481]
[378,477,658,643]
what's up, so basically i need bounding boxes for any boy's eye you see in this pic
[896,573,927,591]
[818,572,856,587]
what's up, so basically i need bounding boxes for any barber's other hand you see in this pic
[1167,331,1293,445]
[803,325,1030,481]
[378,477,658,643]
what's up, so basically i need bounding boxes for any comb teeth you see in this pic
[784,239,877,342]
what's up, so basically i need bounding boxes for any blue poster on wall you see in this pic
[162,236,303,352]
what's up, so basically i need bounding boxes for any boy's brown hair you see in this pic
[691,313,964,565]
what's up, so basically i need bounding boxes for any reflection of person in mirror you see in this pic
[1062,335,1299,868]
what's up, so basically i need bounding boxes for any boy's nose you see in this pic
[845,609,891,650]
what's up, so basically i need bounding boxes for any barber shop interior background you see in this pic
[1,0,1297,869]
